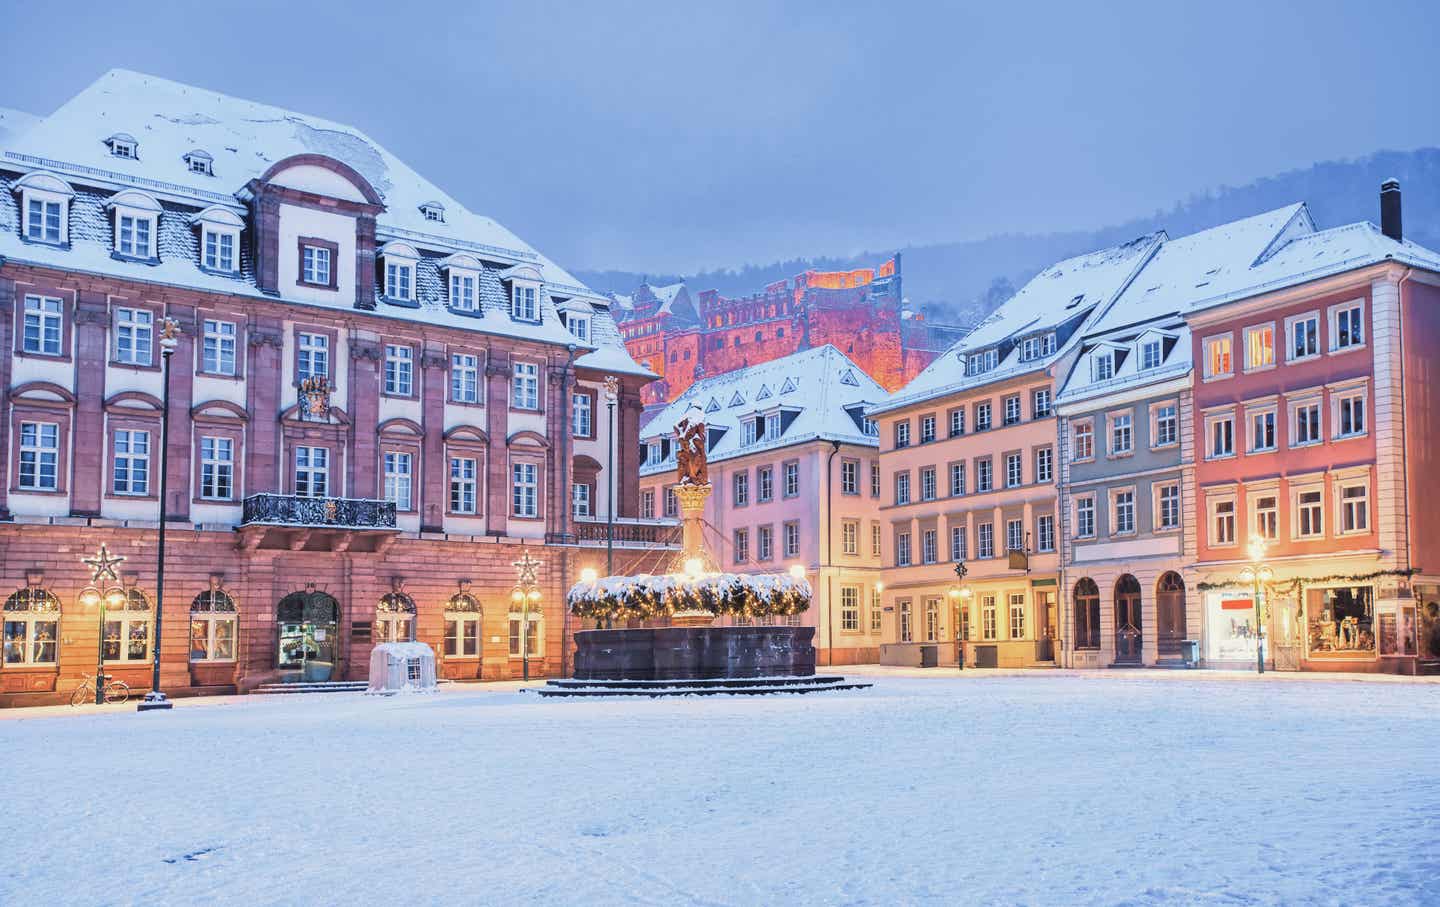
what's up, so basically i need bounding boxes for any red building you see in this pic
[614,257,969,410]
[0,70,675,706]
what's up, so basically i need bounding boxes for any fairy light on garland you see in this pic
[567,570,812,622]
[1197,567,1416,596]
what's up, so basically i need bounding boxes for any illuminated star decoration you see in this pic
[83,544,126,584]
[512,549,542,587]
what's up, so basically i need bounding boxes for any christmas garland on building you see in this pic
[1197,567,1416,596]
[567,572,812,622]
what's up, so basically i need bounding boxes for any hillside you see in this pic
[578,148,1440,323]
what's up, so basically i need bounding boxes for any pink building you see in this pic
[637,346,886,664]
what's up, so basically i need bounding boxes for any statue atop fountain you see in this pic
[672,404,714,565]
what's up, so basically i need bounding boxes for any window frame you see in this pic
[1202,333,1234,380]
[297,237,339,290]
[1328,299,1366,353]
[1285,311,1321,363]
[1242,322,1276,373]
[1150,401,1179,450]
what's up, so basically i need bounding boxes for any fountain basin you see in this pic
[573,626,816,681]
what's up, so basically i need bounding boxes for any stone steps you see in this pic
[530,675,871,699]
[252,681,369,695]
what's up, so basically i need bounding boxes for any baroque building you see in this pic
[0,70,675,705]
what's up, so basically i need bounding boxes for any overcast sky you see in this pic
[5,1,1438,274]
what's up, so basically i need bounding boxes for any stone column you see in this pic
[70,292,109,516]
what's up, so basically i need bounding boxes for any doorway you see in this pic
[1114,575,1142,665]
[277,590,341,682]
[1034,590,1056,662]
[1156,572,1186,660]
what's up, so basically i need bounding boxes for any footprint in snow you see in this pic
[163,846,222,864]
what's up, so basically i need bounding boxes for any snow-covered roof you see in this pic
[650,282,685,311]
[872,234,1162,414]
[1056,319,1193,406]
[0,107,39,147]
[639,345,881,473]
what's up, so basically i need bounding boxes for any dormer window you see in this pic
[107,190,162,261]
[302,243,332,286]
[191,206,244,275]
[1093,350,1115,381]
[966,348,998,376]
[419,201,445,223]
[378,241,419,303]
[184,150,214,176]
[105,133,138,159]
[440,253,481,313]
[15,172,74,246]
[1140,337,1163,371]
[512,284,537,321]
[204,229,235,271]
[565,313,590,342]
[764,412,782,441]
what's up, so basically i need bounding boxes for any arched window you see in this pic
[190,589,238,662]
[3,587,60,666]
[443,593,482,658]
[1074,578,1100,650]
[105,589,152,663]
[376,592,416,643]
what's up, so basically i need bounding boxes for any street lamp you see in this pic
[81,545,128,705]
[947,560,971,670]
[604,375,619,577]
[139,318,180,712]
[512,548,543,682]
[1240,536,1274,675]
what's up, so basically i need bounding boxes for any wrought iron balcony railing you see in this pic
[240,494,398,530]
[570,516,681,546]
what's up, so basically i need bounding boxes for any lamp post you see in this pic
[140,318,180,711]
[80,545,128,705]
[512,548,543,682]
[604,375,618,577]
[947,560,971,671]
[1240,536,1274,675]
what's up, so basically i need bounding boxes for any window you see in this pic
[1113,489,1136,535]
[449,456,477,514]
[871,588,884,633]
[511,362,539,410]
[1020,336,1042,361]
[757,466,774,503]
[572,483,592,517]
[507,612,542,658]
[733,471,750,506]
[301,244,332,286]
[764,413,781,441]
[1074,579,1100,649]
[112,429,150,496]
[894,471,911,505]
[1006,518,1023,553]
[896,530,912,566]
[17,422,59,491]
[1296,487,1323,538]
[920,414,936,443]
[199,437,234,500]
[1288,313,1320,361]
[841,459,858,495]
[1156,483,1180,531]
[1072,421,1094,462]
[511,284,538,321]
[733,528,750,564]
[894,421,911,449]
[385,261,413,300]
[950,524,968,560]
[202,228,235,272]
[1331,301,1364,351]
[1035,446,1053,484]
[950,462,966,497]
[840,586,861,632]
[977,522,994,559]
[1032,389,1052,419]
[22,295,63,356]
[297,332,329,381]
[967,348,999,375]
[1203,335,1233,379]
[451,354,479,403]
[1336,390,1366,438]
[114,307,153,366]
[566,391,592,438]
[640,489,655,519]
[442,595,481,658]
[1339,480,1369,533]
[1292,400,1322,446]
[512,462,539,517]
[1009,593,1026,639]
[117,213,154,258]
[1211,497,1236,546]
[755,525,773,561]
[383,452,413,510]
[922,529,937,564]
[949,408,965,437]
[920,466,937,501]
[871,522,882,558]
[1140,337,1163,371]
[981,594,997,640]
[566,313,590,342]
[1003,395,1022,425]
[103,591,151,662]
[450,273,476,311]
[201,319,237,375]
[108,136,137,158]
[1093,351,1115,381]
[1208,414,1235,459]
[1253,493,1279,541]
[842,520,859,556]
[25,196,63,244]
[1110,412,1133,456]
[4,588,60,666]
[899,600,913,642]
[1249,407,1277,452]
[741,420,757,447]
[189,590,237,662]
[1075,495,1096,538]
[384,345,413,396]
[294,446,329,498]
[784,462,800,498]
[924,598,941,642]
[975,401,992,431]
[976,457,993,493]
[1244,324,1275,371]
[870,463,881,498]
[664,487,678,518]
[1036,513,1055,552]
[1005,452,1022,488]
[784,521,800,558]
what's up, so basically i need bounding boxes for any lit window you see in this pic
[22,295,63,356]
[1244,324,1275,371]
[189,590,237,662]
[1009,593,1026,639]
[442,595,481,658]
[112,429,150,496]
[840,586,860,631]
[1072,421,1094,461]
[114,307,153,366]
[981,595,997,640]
[2,588,60,666]
[1204,335,1232,379]
[103,591,151,663]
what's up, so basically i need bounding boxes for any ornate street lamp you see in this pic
[1240,536,1274,675]
[80,544,128,705]
[511,548,543,681]
[947,560,971,671]
[140,318,181,711]
[604,375,619,576]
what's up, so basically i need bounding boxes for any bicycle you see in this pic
[69,674,131,706]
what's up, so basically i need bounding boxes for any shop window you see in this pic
[189,589,237,662]
[104,589,152,662]
[1307,586,1374,657]
[3,586,60,665]
[376,591,416,643]
[443,593,482,658]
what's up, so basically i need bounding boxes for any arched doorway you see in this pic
[1156,572,1186,659]
[1114,575,1142,665]
[277,589,340,682]
[1073,579,1100,651]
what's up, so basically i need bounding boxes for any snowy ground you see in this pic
[4,672,1438,906]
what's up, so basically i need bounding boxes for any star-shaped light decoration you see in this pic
[512,549,542,587]
[83,544,126,584]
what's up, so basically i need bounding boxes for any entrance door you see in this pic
[277,590,341,682]
[1114,575,1142,665]
[1034,590,1056,661]
[1156,572,1186,659]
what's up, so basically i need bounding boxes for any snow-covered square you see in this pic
[3,673,1437,906]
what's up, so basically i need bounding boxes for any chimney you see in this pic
[1381,179,1403,242]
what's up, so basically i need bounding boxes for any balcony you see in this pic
[568,516,681,548]
[236,494,399,553]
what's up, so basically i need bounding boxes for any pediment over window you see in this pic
[443,424,488,443]
[13,171,74,198]
[498,264,542,284]
[507,429,549,449]
[260,154,383,206]
[8,381,75,405]
[191,399,249,423]
[378,417,423,437]
[378,241,420,261]
[189,205,246,229]
[106,189,163,213]
[438,252,483,273]
[104,391,164,413]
